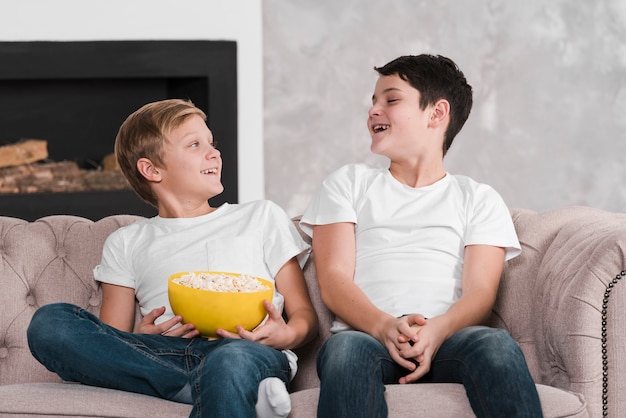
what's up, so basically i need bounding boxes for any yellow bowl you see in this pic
[168,271,273,338]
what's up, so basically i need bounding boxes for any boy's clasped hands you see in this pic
[379,313,448,384]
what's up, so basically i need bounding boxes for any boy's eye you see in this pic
[387,98,398,103]
[211,140,219,149]
[190,142,199,148]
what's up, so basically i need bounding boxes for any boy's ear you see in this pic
[136,158,161,182]
[429,99,450,128]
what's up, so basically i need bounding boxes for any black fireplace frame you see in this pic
[0,40,238,221]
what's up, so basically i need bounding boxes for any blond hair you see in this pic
[114,99,206,207]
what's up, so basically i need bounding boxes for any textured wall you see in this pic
[263,0,626,217]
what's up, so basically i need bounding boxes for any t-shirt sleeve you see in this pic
[300,165,359,237]
[93,229,136,289]
[465,184,521,261]
[263,201,311,276]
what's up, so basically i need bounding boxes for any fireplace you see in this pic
[0,40,237,221]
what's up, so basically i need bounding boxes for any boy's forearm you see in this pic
[320,279,395,338]
[284,308,318,349]
[436,288,496,339]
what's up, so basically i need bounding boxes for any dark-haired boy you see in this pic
[301,55,543,417]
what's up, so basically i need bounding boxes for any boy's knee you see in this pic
[208,340,286,377]
[318,331,377,371]
[27,303,78,348]
[321,332,360,359]
[487,328,522,353]
[473,328,526,367]
[29,303,62,333]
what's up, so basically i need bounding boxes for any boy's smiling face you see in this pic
[159,114,224,206]
[367,74,435,161]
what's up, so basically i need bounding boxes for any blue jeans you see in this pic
[317,327,543,418]
[27,303,291,418]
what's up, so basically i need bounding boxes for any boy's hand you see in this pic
[396,315,447,384]
[134,306,200,338]
[376,314,427,372]
[215,299,294,349]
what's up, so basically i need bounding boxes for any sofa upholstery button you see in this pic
[89,295,100,306]
[26,294,36,305]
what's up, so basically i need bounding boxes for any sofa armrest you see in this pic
[539,221,626,418]
[491,207,626,418]
[0,215,142,387]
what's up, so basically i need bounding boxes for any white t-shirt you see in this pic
[300,163,520,329]
[94,200,310,324]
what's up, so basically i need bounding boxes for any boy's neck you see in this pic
[157,201,217,219]
[388,160,446,188]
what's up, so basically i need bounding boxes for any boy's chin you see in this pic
[211,186,224,197]
[370,144,387,157]
[209,185,225,198]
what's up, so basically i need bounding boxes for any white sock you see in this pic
[255,377,291,418]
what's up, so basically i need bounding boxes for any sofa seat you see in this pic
[0,381,587,418]
[289,384,588,418]
[0,383,191,417]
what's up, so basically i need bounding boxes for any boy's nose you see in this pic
[368,105,381,117]
[207,147,220,158]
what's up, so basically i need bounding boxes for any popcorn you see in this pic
[172,272,270,293]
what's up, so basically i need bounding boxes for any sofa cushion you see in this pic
[289,383,588,418]
[0,383,192,417]
[0,382,588,418]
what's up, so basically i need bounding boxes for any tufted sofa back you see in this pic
[0,215,142,385]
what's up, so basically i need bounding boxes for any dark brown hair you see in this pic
[375,54,473,155]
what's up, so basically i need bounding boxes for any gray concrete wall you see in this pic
[263,0,626,216]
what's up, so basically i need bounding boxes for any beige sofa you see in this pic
[0,206,624,417]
